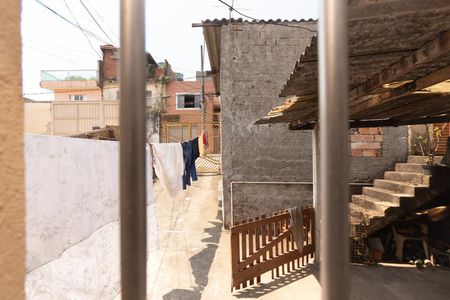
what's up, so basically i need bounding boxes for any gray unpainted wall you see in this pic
[219,22,408,228]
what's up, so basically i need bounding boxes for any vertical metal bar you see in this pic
[120,0,147,299]
[200,45,206,131]
[319,0,350,299]
[312,124,320,263]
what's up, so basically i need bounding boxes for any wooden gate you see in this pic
[230,207,315,291]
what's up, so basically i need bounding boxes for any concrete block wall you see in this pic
[220,22,409,228]
[220,22,317,227]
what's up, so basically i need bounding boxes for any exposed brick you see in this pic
[357,128,371,134]
[374,135,383,142]
[370,127,381,134]
[363,149,378,157]
[351,134,374,142]
[351,149,363,157]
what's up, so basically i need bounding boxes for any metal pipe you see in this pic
[119,0,147,299]
[319,0,350,299]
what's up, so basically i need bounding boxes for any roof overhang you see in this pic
[193,18,318,95]
[256,0,450,129]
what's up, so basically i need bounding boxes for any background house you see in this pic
[161,74,221,154]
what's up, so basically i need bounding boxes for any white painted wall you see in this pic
[24,135,158,298]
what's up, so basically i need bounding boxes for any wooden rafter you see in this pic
[289,115,450,130]
[350,66,450,117]
[349,30,450,104]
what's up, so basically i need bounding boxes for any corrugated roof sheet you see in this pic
[256,0,450,129]
[200,18,317,25]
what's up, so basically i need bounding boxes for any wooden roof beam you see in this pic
[289,115,450,130]
[350,65,450,117]
[349,30,450,103]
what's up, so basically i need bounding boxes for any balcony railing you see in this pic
[41,70,98,82]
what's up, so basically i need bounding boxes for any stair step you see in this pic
[351,195,392,215]
[373,179,423,194]
[384,171,430,185]
[395,163,427,174]
[407,155,444,164]
[362,186,412,205]
[407,156,427,164]
[349,203,378,224]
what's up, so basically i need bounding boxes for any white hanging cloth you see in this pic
[151,143,184,198]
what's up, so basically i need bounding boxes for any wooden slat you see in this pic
[231,208,315,290]
[231,212,290,233]
[237,230,290,271]
[233,245,315,284]
[230,232,239,291]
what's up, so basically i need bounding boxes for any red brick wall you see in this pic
[435,123,449,155]
[101,46,118,82]
[350,127,383,157]
[165,80,216,114]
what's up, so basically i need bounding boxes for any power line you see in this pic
[84,0,119,44]
[23,37,96,56]
[23,44,89,65]
[34,0,109,45]
[79,0,116,46]
[216,0,317,33]
[63,0,101,58]
[23,41,98,63]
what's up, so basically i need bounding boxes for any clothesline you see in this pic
[150,130,208,198]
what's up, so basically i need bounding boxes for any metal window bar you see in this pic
[319,0,350,300]
[120,0,147,299]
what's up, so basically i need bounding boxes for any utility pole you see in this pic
[200,45,206,132]
[229,0,235,19]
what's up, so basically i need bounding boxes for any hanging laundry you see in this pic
[288,207,305,253]
[182,137,199,189]
[151,143,184,198]
[202,130,209,149]
[198,135,205,157]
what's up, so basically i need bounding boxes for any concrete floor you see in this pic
[150,175,450,300]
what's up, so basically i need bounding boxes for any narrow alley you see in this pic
[147,175,450,300]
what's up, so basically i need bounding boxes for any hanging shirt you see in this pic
[202,130,209,149]
[151,143,184,198]
[182,138,199,189]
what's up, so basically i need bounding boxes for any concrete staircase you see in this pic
[350,156,437,231]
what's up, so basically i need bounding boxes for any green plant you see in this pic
[415,123,447,165]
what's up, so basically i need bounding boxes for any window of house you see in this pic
[146,90,152,107]
[69,95,86,101]
[176,93,201,110]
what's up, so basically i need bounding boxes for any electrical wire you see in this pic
[23,41,97,63]
[23,44,90,65]
[216,0,317,33]
[63,0,102,58]
[34,0,109,45]
[79,0,116,46]
[84,0,119,44]
[23,37,97,56]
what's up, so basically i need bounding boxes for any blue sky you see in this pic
[21,0,318,100]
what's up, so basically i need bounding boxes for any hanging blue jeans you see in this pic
[182,138,199,189]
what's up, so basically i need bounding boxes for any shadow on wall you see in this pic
[163,208,223,300]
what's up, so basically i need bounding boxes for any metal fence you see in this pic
[160,113,221,154]
[160,113,221,174]
[52,101,119,136]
